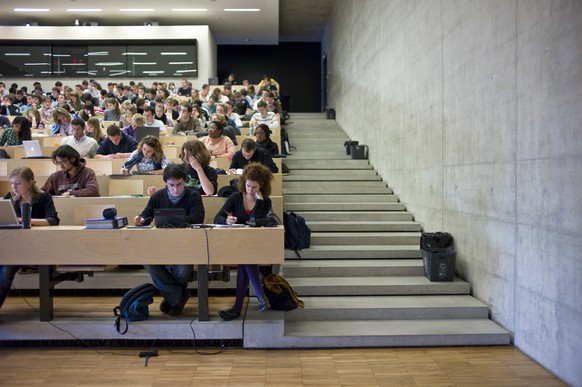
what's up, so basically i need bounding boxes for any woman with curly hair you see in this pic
[214,162,274,320]
[121,135,168,175]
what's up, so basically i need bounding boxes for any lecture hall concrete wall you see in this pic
[326,1,581,385]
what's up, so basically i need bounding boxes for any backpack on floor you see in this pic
[263,273,304,311]
[283,212,311,253]
[114,283,157,334]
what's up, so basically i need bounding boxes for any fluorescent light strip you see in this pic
[119,8,154,12]
[94,62,124,66]
[122,52,147,56]
[175,69,198,73]
[169,62,193,65]
[24,63,50,66]
[5,53,31,56]
[160,52,187,56]
[66,9,102,12]
[14,8,50,12]
[171,8,207,12]
[224,8,260,12]
[143,71,164,74]
[86,52,109,56]
[53,54,71,57]
[132,62,157,65]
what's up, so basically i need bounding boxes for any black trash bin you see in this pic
[422,248,456,281]
[326,108,336,120]
[344,141,359,155]
[350,144,368,159]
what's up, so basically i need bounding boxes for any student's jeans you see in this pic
[0,266,20,308]
[144,265,192,307]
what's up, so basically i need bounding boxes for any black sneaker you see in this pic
[159,299,171,314]
[167,289,190,316]
[218,307,241,321]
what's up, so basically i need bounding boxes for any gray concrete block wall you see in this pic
[326,0,582,385]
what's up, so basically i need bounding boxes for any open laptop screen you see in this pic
[0,200,21,229]
[154,208,187,228]
[135,126,160,143]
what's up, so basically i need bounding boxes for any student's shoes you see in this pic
[218,307,241,321]
[159,299,171,314]
[257,297,270,312]
[167,289,190,316]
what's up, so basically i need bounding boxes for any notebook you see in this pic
[22,140,47,158]
[135,126,160,143]
[0,200,22,229]
[154,208,187,228]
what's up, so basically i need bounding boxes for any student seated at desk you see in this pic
[85,117,105,144]
[229,138,278,174]
[255,124,279,157]
[50,107,75,137]
[199,120,236,160]
[0,167,59,309]
[214,163,273,321]
[95,124,138,159]
[121,135,168,175]
[134,164,205,316]
[42,145,100,197]
[0,116,31,146]
[60,117,99,158]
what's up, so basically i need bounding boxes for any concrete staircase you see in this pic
[254,113,510,348]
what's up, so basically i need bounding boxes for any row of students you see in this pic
[0,162,275,320]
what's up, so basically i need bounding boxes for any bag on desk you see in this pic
[114,283,157,334]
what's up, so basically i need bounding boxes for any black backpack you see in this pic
[283,212,311,253]
[114,283,157,334]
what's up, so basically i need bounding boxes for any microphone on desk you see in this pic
[103,207,117,220]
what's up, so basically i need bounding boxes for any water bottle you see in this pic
[249,119,255,136]
[21,203,31,229]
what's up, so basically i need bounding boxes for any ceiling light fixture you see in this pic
[14,8,50,12]
[224,8,260,12]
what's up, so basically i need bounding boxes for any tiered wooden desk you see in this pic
[0,226,284,322]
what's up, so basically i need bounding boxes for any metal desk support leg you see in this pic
[197,264,209,321]
[38,265,54,322]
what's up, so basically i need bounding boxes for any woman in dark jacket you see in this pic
[214,163,273,320]
[0,167,59,308]
[254,124,279,156]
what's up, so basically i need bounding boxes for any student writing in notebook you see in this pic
[214,163,274,320]
[0,167,59,309]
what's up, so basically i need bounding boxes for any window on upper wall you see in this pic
[0,44,52,77]
[0,40,198,78]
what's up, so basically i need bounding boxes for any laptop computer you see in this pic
[0,200,22,229]
[135,126,160,143]
[22,140,49,159]
[154,208,187,228]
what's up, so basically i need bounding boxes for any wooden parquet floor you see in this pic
[0,295,565,386]
[0,345,564,386]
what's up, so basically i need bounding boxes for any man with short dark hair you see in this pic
[135,164,205,316]
[229,139,278,174]
[95,124,137,159]
[177,79,192,97]
[173,105,202,135]
[60,117,99,158]
[42,145,100,197]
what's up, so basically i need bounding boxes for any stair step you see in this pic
[285,202,406,211]
[284,160,372,169]
[284,194,399,203]
[283,320,510,346]
[300,211,413,222]
[289,276,470,296]
[286,169,379,177]
[282,259,423,277]
[310,232,420,245]
[306,221,422,232]
[286,152,351,160]
[285,295,490,321]
[285,245,421,259]
[284,174,382,181]
[284,187,392,195]
[284,181,387,188]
